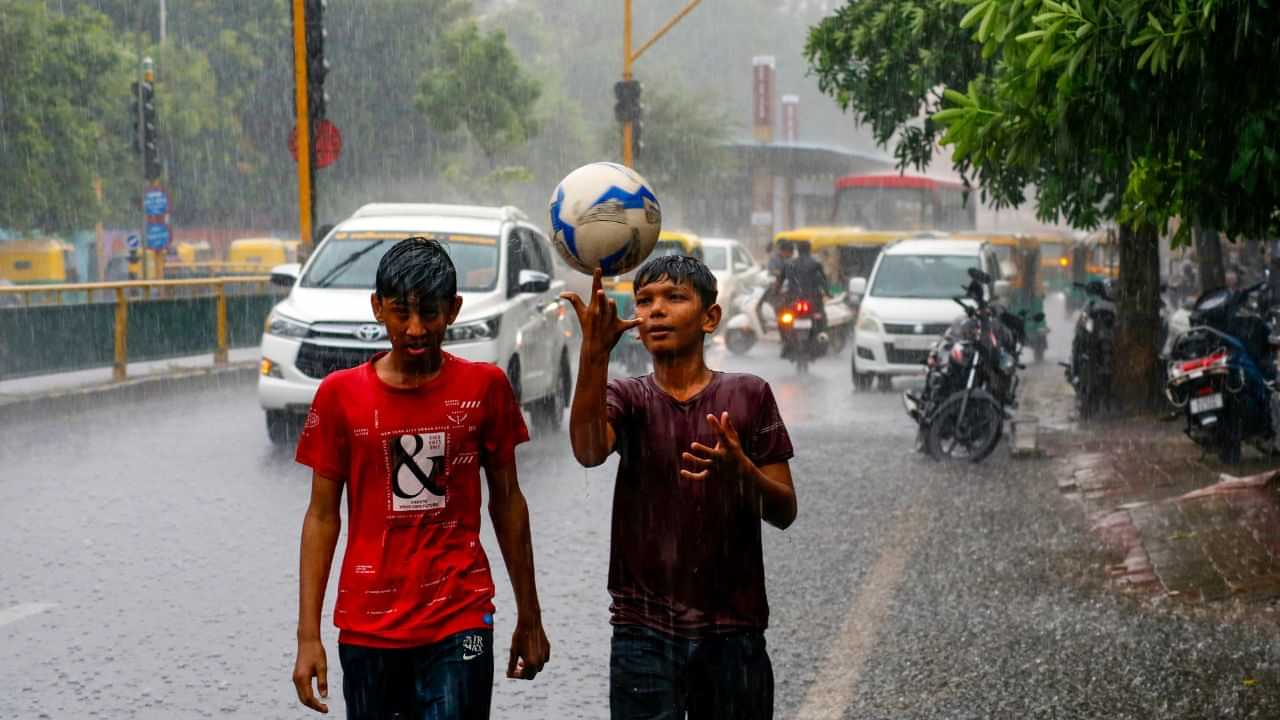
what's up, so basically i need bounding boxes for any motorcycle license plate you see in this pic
[1190,393,1224,414]
[793,318,813,329]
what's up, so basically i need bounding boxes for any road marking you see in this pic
[0,602,57,628]
[794,506,926,719]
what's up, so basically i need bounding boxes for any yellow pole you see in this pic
[113,287,128,382]
[291,0,314,253]
[631,0,704,62]
[622,0,634,168]
[215,281,229,366]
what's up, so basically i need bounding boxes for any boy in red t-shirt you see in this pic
[292,237,549,718]
[561,255,798,719]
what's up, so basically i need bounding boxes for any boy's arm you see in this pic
[749,461,798,530]
[561,268,641,467]
[293,473,343,714]
[484,458,550,680]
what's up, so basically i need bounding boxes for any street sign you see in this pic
[145,223,170,250]
[126,234,141,250]
[289,119,343,169]
[143,189,168,216]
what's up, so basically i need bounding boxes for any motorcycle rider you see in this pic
[780,241,831,358]
[763,239,794,322]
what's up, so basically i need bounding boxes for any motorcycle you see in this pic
[1064,279,1117,420]
[1165,281,1276,464]
[778,298,828,374]
[723,274,853,356]
[904,268,1031,462]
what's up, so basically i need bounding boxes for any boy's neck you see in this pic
[376,348,445,388]
[651,347,713,402]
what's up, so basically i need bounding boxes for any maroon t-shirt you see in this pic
[605,371,794,638]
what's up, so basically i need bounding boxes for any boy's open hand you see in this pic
[508,618,550,680]
[560,268,642,361]
[681,412,749,481]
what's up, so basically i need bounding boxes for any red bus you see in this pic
[830,174,976,232]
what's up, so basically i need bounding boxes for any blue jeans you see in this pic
[338,629,493,720]
[610,624,774,720]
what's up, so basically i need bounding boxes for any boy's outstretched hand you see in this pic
[560,268,642,362]
[681,412,749,481]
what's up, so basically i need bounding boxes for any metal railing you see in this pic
[0,276,271,382]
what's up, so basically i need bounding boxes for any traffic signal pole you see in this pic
[620,0,702,168]
[291,0,314,254]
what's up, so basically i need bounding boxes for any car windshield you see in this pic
[870,254,977,299]
[702,245,729,271]
[299,231,499,291]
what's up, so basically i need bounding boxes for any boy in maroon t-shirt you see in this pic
[561,255,798,719]
[291,237,550,718]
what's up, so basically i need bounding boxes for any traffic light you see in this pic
[305,0,328,121]
[131,80,160,179]
[613,80,642,123]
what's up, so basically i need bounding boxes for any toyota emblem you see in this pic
[354,324,386,342]
[914,324,925,334]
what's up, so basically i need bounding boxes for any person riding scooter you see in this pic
[780,241,831,357]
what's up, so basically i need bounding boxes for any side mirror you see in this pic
[518,269,551,294]
[993,279,1012,300]
[270,263,301,288]
[848,277,867,297]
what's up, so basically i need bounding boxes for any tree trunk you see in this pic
[1194,226,1225,292]
[1113,223,1164,412]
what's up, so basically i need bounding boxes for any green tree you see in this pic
[0,1,131,233]
[417,21,542,163]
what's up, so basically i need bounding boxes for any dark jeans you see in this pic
[610,624,773,720]
[338,629,493,720]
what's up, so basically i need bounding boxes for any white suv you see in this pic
[258,203,579,443]
[849,237,1006,390]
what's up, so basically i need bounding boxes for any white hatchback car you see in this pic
[699,237,765,309]
[849,237,1006,390]
[258,203,579,443]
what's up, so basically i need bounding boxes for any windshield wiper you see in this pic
[312,239,388,288]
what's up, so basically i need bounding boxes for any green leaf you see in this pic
[960,0,990,29]
[931,107,969,123]
[1148,12,1165,34]
[945,87,975,108]
[1016,30,1047,42]
[978,3,996,42]
[1067,41,1089,76]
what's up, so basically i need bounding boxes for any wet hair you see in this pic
[633,254,718,309]
[777,239,794,253]
[375,236,457,307]
[795,240,812,256]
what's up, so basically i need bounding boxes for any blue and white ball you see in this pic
[548,162,662,276]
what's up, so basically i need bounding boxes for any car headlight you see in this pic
[445,316,502,344]
[266,311,310,338]
[857,311,882,334]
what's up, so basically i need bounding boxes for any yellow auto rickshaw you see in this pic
[773,227,916,294]
[0,238,77,284]
[227,237,293,274]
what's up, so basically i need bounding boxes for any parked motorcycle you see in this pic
[1064,279,1117,420]
[904,268,1031,462]
[1165,281,1276,464]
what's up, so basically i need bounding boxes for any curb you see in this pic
[0,362,259,426]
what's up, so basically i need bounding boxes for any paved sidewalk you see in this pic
[1024,364,1280,607]
[0,347,260,403]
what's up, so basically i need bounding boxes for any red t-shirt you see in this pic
[295,352,529,649]
[606,372,794,638]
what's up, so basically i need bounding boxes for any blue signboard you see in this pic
[143,189,168,216]
[145,223,170,250]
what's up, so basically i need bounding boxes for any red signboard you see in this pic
[289,119,343,169]
[752,56,775,139]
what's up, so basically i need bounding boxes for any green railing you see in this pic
[0,277,279,382]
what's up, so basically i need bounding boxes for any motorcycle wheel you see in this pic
[725,328,756,356]
[926,393,1004,463]
[1217,400,1244,465]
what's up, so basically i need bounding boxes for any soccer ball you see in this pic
[548,162,662,276]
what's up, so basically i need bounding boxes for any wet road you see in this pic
[3,330,1278,718]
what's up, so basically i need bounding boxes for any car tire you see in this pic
[877,374,894,392]
[851,354,874,391]
[266,410,297,446]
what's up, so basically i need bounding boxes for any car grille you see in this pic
[295,342,379,379]
[886,345,930,365]
[884,322,951,336]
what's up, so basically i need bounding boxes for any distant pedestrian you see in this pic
[291,237,549,719]
[561,256,798,720]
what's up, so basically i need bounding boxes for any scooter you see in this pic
[724,276,853,356]
[1166,282,1276,464]
[1064,280,1117,420]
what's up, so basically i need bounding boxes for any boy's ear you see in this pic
[447,295,464,324]
[370,293,384,323]
[702,301,722,335]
